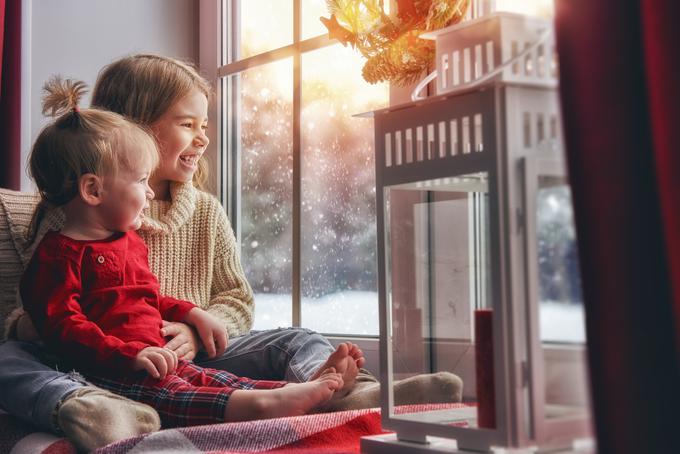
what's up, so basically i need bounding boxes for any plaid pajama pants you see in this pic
[86,360,287,427]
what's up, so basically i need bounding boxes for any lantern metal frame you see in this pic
[361,77,592,452]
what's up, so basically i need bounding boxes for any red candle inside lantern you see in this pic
[475,308,495,428]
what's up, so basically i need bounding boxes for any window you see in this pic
[216,0,388,335]
[535,177,585,343]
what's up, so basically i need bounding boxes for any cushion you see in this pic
[0,188,40,340]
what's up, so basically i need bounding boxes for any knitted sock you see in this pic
[57,386,160,452]
[315,371,463,412]
[393,372,463,406]
[355,368,379,383]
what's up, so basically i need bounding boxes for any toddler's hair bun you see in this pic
[41,76,88,118]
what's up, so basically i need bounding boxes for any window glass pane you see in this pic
[536,178,585,343]
[386,174,491,426]
[302,0,328,40]
[535,176,590,421]
[239,0,293,58]
[300,44,388,335]
[238,58,294,330]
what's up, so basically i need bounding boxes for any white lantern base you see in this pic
[361,433,463,454]
[361,433,595,454]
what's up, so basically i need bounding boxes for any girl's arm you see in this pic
[205,207,254,337]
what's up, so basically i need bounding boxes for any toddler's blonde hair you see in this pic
[91,54,212,190]
[27,76,158,236]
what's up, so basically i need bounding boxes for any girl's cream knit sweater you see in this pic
[1,182,254,339]
[140,182,254,336]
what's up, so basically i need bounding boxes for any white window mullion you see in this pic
[292,0,302,327]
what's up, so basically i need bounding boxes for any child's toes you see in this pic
[348,343,363,359]
[333,343,350,360]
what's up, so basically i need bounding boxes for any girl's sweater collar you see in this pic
[141,181,197,234]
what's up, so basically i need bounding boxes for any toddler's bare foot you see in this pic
[310,342,365,394]
[225,369,343,421]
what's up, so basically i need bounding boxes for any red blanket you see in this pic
[1,404,470,454]
[97,408,386,454]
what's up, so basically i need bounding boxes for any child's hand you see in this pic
[185,308,228,358]
[162,321,200,361]
[133,346,178,379]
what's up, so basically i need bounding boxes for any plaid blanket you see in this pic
[1,404,470,454]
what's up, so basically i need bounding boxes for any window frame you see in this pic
[197,0,575,380]
[199,0,379,337]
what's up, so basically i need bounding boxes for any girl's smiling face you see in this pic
[149,88,209,200]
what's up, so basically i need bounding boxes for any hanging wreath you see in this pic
[321,0,470,86]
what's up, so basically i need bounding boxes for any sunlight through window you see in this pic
[234,0,388,334]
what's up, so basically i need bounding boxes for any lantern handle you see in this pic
[411,27,553,102]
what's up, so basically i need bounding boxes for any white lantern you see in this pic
[361,11,593,454]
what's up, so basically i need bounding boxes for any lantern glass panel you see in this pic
[535,176,590,421]
[384,172,491,427]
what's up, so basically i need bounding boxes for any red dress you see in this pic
[21,231,195,373]
[20,231,284,427]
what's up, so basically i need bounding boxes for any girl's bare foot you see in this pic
[309,342,365,394]
[225,369,343,421]
[347,343,366,369]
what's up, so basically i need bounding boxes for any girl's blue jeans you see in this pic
[0,327,334,433]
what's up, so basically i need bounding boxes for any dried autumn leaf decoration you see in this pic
[321,0,470,86]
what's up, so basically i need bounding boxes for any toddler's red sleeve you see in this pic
[157,296,196,322]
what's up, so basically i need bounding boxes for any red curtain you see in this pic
[0,0,4,82]
[0,0,21,190]
[643,0,680,346]
[555,1,680,453]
